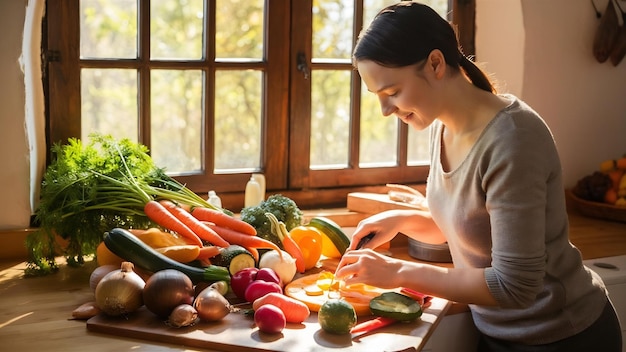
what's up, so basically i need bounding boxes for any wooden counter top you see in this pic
[0,205,624,351]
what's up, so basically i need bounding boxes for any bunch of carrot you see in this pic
[142,200,283,264]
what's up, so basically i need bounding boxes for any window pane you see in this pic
[81,69,138,141]
[407,128,430,165]
[151,0,204,60]
[310,70,352,168]
[364,0,398,26]
[359,85,398,167]
[80,0,137,59]
[312,0,353,59]
[214,70,263,171]
[215,0,264,59]
[150,70,203,174]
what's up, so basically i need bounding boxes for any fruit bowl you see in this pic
[567,189,626,223]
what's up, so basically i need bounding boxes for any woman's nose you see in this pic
[379,98,396,117]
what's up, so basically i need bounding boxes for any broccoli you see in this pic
[240,194,303,247]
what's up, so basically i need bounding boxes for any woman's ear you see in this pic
[427,49,447,79]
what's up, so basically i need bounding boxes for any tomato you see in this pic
[289,226,323,270]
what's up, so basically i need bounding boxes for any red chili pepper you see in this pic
[350,316,397,335]
[400,287,433,307]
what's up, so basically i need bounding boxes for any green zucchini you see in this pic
[104,228,230,284]
[369,292,422,322]
[211,244,256,275]
[308,216,351,255]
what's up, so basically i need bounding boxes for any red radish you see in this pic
[254,304,286,334]
[255,268,281,285]
[245,280,282,303]
[252,292,310,324]
[230,267,258,300]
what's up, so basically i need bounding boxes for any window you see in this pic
[45,0,475,211]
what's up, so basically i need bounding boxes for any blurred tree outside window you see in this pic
[46,0,473,210]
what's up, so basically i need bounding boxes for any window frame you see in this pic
[44,0,475,211]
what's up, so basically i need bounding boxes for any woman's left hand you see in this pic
[335,249,405,289]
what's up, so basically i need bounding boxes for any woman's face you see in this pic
[356,59,443,131]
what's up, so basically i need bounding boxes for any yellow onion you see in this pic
[95,262,145,316]
[194,287,231,322]
[143,269,195,318]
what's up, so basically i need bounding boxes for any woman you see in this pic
[334,2,622,351]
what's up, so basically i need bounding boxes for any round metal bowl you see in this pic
[408,238,452,263]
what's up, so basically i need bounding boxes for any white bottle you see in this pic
[207,190,222,208]
[244,175,262,208]
[252,173,266,201]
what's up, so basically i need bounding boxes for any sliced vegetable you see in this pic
[350,316,397,335]
[104,228,230,284]
[400,287,433,308]
[211,245,256,275]
[144,200,203,247]
[308,217,350,257]
[266,213,306,273]
[159,200,229,247]
[191,206,257,236]
[369,292,422,322]
[252,292,310,323]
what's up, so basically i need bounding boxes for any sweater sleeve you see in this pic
[480,116,557,308]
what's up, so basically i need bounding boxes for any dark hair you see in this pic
[353,1,495,93]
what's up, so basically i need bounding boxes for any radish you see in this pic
[254,304,286,334]
[244,280,282,303]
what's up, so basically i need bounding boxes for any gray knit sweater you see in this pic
[426,95,608,344]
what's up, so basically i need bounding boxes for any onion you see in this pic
[143,269,195,318]
[258,250,297,286]
[89,264,118,291]
[194,287,231,322]
[167,304,199,328]
[95,262,145,316]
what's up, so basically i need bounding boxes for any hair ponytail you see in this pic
[459,55,496,93]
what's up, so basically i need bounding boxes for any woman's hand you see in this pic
[348,209,444,250]
[335,249,406,289]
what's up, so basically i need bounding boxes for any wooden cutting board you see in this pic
[347,192,424,214]
[86,297,450,351]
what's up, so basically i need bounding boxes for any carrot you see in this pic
[143,200,203,247]
[196,245,221,261]
[350,317,397,335]
[191,206,257,236]
[251,292,310,323]
[159,200,230,248]
[202,222,283,259]
[281,233,306,273]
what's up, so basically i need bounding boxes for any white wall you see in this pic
[0,0,31,230]
[1,0,626,230]
[476,0,626,187]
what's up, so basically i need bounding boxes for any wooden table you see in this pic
[0,256,450,352]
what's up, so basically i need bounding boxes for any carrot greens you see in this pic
[26,134,220,276]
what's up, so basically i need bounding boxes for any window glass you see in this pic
[359,84,398,167]
[214,70,263,172]
[151,0,204,60]
[310,70,352,169]
[80,0,137,59]
[150,70,203,173]
[81,69,138,142]
[215,0,264,59]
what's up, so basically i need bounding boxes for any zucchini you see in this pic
[308,217,351,256]
[104,228,230,284]
[369,292,422,322]
[211,244,256,275]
